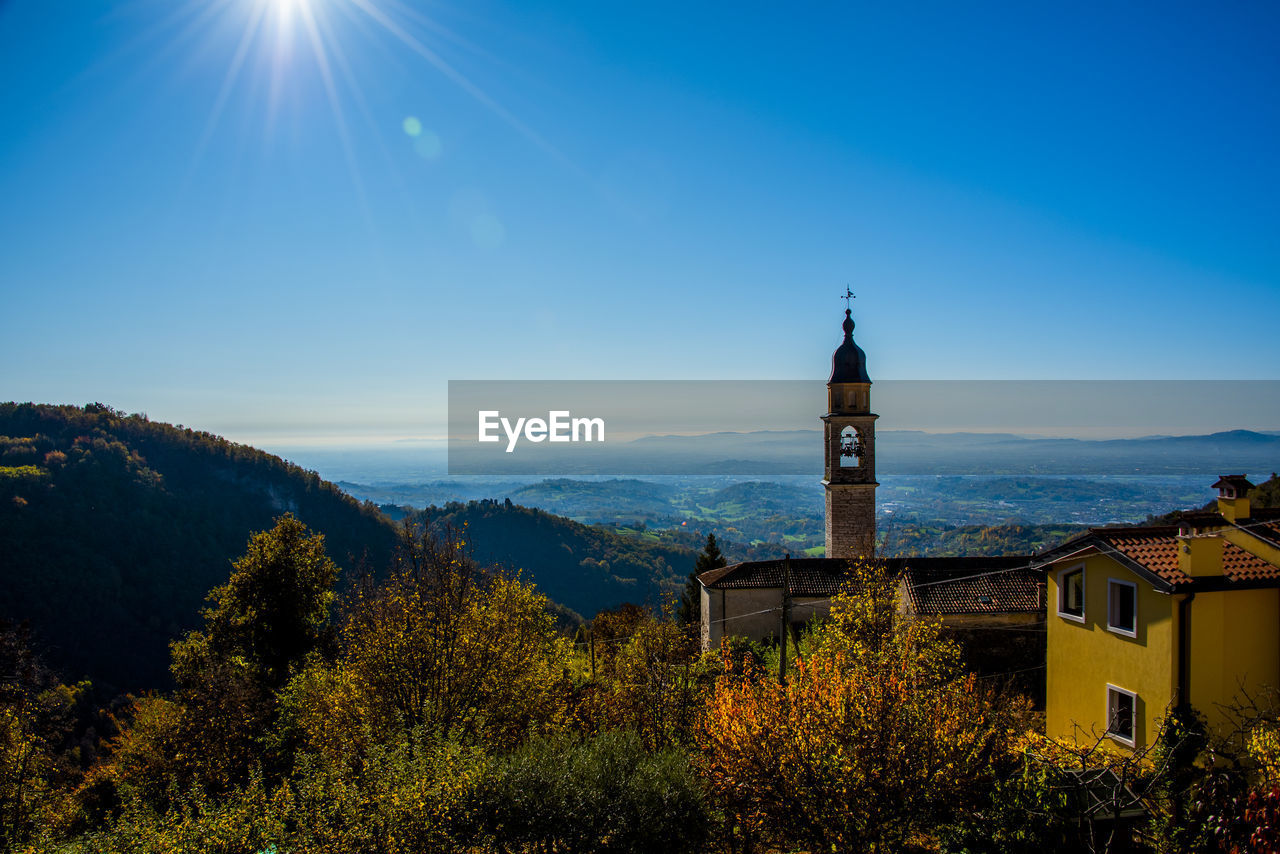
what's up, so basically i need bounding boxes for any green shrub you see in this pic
[469,731,708,854]
[284,735,487,854]
[23,770,286,854]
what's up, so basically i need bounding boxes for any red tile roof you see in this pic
[902,562,1043,615]
[1222,541,1280,583]
[1061,526,1280,588]
[698,557,855,597]
[1097,529,1183,585]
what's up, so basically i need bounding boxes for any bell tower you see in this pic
[823,293,877,558]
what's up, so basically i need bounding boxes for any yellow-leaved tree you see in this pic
[338,521,570,752]
[700,559,1028,854]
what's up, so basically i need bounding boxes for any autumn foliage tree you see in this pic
[700,559,1027,853]
[338,521,569,751]
[578,616,708,750]
[587,603,650,681]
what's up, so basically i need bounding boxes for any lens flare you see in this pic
[182,0,576,225]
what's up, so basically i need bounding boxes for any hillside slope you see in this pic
[0,403,399,691]
[417,500,696,619]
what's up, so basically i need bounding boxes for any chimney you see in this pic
[1176,528,1225,578]
[1211,475,1254,523]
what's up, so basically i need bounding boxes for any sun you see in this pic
[267,0,311,17]
[261,0,314,41]
[188,0,570,201]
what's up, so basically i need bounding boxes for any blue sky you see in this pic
[1,0,1277,445]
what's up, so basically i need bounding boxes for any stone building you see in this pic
[699,553,1041,651]
[698,304,1041,650]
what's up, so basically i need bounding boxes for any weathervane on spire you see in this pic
[842,286,855,310]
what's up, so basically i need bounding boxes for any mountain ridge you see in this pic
[0,402,400,691]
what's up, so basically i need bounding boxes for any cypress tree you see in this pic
[677,534,726,628]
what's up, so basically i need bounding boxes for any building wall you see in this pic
[791,596,833,630]
[700,588,834,651]
[706,583,716,650]
[825,484,876,558]
[1046,555,1176,751]
[1188,587,1280,739]
[702,586,783,650]
[703,585,1040,651]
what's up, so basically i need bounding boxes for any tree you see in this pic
[700,559,1026,853]
[609,618,704,749]
[151,514,342,794]
[1251,473,1280,509]
[1145,690,1280,854]
[341,521,568,750]
[170,513,340,693]
[588,603,650,680]
[677,534,726,629]
[0,620,86,848]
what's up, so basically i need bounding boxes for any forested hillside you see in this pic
[416,499,696,619]
[881,521,1087,557]
[0,403,399,691]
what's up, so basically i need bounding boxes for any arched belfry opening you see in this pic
[839,426,861,467]
[822,290,877,558]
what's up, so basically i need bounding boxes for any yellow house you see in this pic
[1039,475,1280,752]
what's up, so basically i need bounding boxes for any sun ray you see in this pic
[192,0,269,166]
[345,0,580,175]
[297,0,375,231]
[310,4,416,211]
[174,0,578,213]
[265,0,304,146]
[70,0,215,89]
[88,0,241,111]
[383,0,509,72]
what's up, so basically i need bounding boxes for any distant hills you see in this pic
[881,522,1086,558]
[445,427,1280,475]
[344,470,1222,549]
[0,403,399,691]
[617,429,1280,475]
[506,478,680,519]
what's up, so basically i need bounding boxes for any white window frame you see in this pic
[1056,563,1086,623]
[1107,578,1138,638]
[1105,684,1138,747]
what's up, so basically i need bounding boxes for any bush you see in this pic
[469,731,708,854]
[935,746,1079,854]
[23,770,287,854]
[283,735,488,854]
[700,561,1028,853]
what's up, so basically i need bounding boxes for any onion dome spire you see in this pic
[829,289,870,384]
